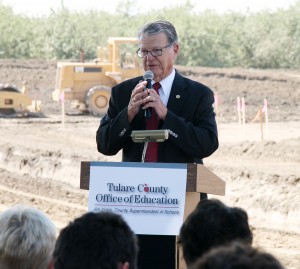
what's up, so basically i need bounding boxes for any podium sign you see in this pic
[81,161,226,269]
[88,162,187,235]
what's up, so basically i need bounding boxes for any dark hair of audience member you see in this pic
[189,241,286,269]
[178,199,253,265]
[53,211,138,269]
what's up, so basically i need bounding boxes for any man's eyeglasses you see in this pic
[136,44,172,58]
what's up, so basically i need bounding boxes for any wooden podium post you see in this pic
[80,162,225,269]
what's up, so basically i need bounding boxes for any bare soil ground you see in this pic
[0,59,299,269]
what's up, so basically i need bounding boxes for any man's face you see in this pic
[138,32,179,82]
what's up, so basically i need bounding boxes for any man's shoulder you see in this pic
[174,71,213,93]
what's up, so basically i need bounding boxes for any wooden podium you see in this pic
[80,161,225,269]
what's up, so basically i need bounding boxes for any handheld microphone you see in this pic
[143,70,154,119]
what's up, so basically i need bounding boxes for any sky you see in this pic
[1,0,298,17]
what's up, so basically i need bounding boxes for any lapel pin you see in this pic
[176,95,180,99]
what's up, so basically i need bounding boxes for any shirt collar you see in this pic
[152,69,175,95]
[152,69,175,106]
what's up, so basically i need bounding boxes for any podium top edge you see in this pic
[88,161,188,169]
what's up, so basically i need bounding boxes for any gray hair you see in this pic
[138,20,178,44]
[0,205,57,269]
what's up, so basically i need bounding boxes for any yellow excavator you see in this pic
[0,82,42,117]
[52,37,143,116]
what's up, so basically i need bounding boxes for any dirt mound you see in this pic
[0,59,299,269]
[214,138,300,162]
[178,66,300,123]
[0,59,59,115]
[0,59,299,122]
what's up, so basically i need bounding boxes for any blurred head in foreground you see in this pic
[0,204,57,269]
[178,199,253,265]
[53,211,139,269]
[189,242,286,269]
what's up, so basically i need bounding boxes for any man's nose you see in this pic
[145,52,155,60]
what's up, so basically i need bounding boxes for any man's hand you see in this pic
[128,80,148,122]
[142,88,168,121]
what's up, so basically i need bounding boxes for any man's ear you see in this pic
[117,262,129,269]
[172,43,180,60]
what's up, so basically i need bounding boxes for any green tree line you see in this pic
[1,0,300,68]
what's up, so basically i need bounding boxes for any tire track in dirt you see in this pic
[0,184,86,211]
[0,169,88,229]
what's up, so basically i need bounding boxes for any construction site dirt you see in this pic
[0,59,299,269]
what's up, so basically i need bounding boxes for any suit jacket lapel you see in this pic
[166,72,187,114]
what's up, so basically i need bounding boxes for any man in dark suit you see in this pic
[96,20,218,164]
[96,20,219,269]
